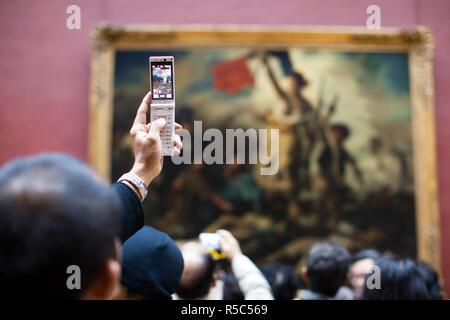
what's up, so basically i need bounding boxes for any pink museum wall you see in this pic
[1,0,449,295]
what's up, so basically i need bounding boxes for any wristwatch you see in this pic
[118,172,148,202]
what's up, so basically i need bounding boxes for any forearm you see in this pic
[265,62,286,99]
[110,182,144,243]
[231,255,274,300]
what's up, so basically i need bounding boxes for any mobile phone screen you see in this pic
[199,233,220,251]
[151,61,174,100]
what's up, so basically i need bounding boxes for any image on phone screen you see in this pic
[151,62,173,100]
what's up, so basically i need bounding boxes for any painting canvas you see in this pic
[89,26,440,274]
[111,48,415,269]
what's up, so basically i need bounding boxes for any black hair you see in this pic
[414,259,443,300]
[330,124,350,140]
[222,273,244,300]
[176,252,215,299]
[352,249,382,264]
[0,153,120,299]
[261,262,299,300]
[362,256,430,300]
[306,241,350,297]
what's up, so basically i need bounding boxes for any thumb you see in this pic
[148,118,167,136]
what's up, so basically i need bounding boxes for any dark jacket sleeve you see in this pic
[110,182,144,243]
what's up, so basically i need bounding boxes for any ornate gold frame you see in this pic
[88,24,441,273]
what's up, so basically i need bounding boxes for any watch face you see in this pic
[118,173,148,201]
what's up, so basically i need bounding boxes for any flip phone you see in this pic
[149,56,175,156]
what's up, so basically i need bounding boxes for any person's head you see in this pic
[116,226,184,300]
[176,241,216,299]
[350,249,381,295]
[362,256,430,300]
[261,262,299,300]
[302,241,350,297]
[330,124,350,143]
[414,259,443,300]
[289,71,308,91]
[0,153,121,299]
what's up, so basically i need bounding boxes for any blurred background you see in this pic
[0,0,449,296]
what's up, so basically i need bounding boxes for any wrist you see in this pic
[130,162,154,186]
[118,172,148,202]
[227,251,243,261]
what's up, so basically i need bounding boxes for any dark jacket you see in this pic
[110,182,144,243]
[111,183,184,299]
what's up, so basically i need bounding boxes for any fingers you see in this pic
[172,135,182,155]
[148,118,167,137]
[217,229,241,259]
[217,230,233,255]
[217,229,231,236]
[174,134,182,150]
[145,120,181,156]
[217,231,228,248]
[172,147,181,155]
[145,122,181,135]
[216,229,234,242]
[133,92,152,126]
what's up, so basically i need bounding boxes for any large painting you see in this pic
[89,25,440,274]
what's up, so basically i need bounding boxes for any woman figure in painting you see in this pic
[261,52,363,229]
[261,52,314,122]
[260,52,317,219]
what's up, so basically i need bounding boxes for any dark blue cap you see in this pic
[121,226,184,300]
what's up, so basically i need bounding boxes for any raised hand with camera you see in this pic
[216,229,273,300]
